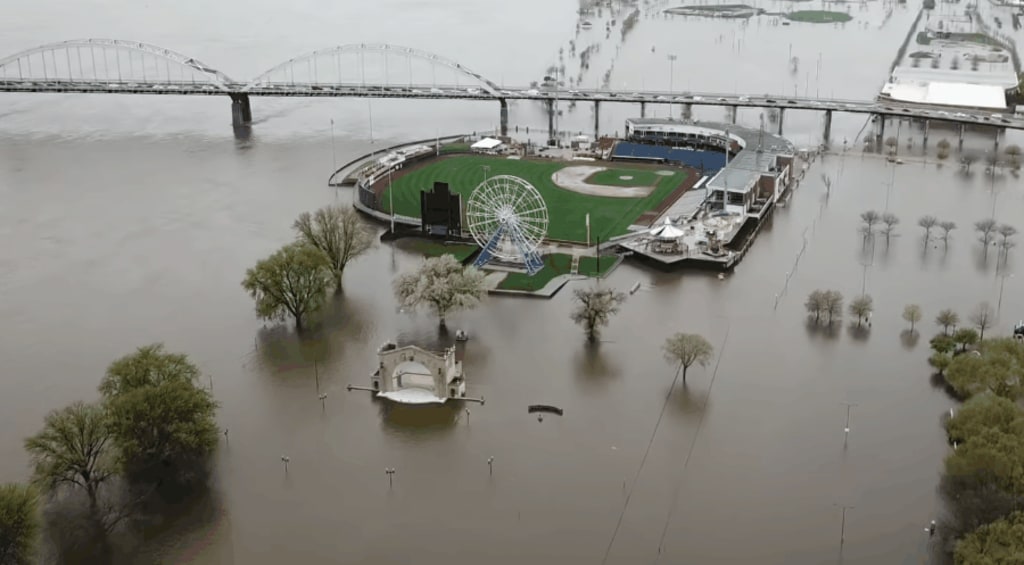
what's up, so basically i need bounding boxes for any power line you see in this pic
[600,341,694,564]
[655,326,732,561]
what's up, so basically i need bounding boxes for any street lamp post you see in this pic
[487,456,495,475]
[385,467,396,488]
[318,393,327,411]
[834,503,854,549]
[841,401,857,446]
[999,273,1014,315]
[667,54,678,119]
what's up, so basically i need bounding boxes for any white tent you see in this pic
[651,218,686,239]
[471,138,504,151]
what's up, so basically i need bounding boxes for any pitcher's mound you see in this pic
[551,166,655,198]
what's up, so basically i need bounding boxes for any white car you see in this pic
[738,96,749,102]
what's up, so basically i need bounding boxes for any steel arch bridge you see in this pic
[0,39,235,91]
[243,43,502,95]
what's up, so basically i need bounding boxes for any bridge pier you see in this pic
[594,100,600,140]
[922,119,929,149]
[683,103,692,120]
[877,115,886,149]
[777,108,785,135]
[499,98,509,138]
[546,100,556,144]
[640,101,646,118]
[958,123,965,151]
[730,106,737,124]
[823,110,833,145]
[229,93,252,127]
[994,127,1001,153]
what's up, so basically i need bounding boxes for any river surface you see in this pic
[2,0,1024,563]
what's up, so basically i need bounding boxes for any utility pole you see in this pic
[834,503,854,549]
[330,118,337,173]
[841,401,857,446]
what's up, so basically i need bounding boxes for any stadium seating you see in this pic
[611,142,727,173]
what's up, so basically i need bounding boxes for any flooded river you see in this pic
[2,0,1023,563]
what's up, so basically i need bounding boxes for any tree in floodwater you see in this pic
[860,210,880,238]
[100,344,219,482]
[935,308,960,335]
[996,224,1017,256]
[902,304,922,332]
[0,483,40,565]
[823,290,844,325]
[945,338,1024,400]
[293,205,375,293]
[954,512,1024,564]
[241,242,333,331]
[975,219,997,248]
[805,290,826,322]
[880,213,899,243]
[23,402,114,512]
[570,286,626,343]
[918,215,938,241]
[849,295,873,327]
[663,332,714,384]
[969,302,995,342]
[393,254,486,328]
[939,220,957,244]
[953,328,979,353]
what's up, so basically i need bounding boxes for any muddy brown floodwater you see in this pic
[3,0,1024,562]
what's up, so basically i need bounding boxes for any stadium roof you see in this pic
[880,81,1008,110]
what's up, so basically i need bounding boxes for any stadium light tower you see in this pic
[667,54,678,119]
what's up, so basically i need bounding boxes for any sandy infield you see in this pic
[550,166,656,198]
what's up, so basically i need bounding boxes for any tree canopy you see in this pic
[0,483,39,565]
[945,338,1024,400]
[23,402,113,508]
[849,295,873,327]
[663,332,714,383]
[954,511,1024,564]
[903,304,922,331]
[393,254,486,327]
[100,344,219,481]
[945,394,1024,446]
[571,286,626,343]
[241,242,333,330]
[293,205,374,292]
[936,308,960,335]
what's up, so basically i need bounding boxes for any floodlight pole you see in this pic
[667,54,678,119]
[330,119,337,172]
[388,167,395,233]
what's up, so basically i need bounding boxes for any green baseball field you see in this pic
[380,155,688,243]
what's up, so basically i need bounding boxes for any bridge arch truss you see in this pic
[245,43,501,95]
[0,39,235,90]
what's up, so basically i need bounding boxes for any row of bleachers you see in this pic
[611,141,727,173]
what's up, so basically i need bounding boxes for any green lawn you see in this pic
[786,10,852,23]
[382,156,687,243]
[400,239,478,262]
[585,167,663,187]
[497,253,617,292]
[440,142,471,154]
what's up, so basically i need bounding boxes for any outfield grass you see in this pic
[400,239,478,262]
[497,253,617,292]
[382,156,687,243]
[786,10,852,23]
[585,167,663,187]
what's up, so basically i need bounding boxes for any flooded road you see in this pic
[2,0,1023,562]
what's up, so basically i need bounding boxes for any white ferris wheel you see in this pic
[466,175,549,275]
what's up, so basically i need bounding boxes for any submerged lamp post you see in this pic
[834,503,854,549]
[487,456,495,475]
[318,393,328,411]
[841,401,857,446]
[385,467,396,488]
[281,455,291,475]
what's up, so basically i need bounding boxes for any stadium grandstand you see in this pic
[610,119,741,174]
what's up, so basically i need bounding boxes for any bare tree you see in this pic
[881,213,900,243]
[997,224,1017,254]
[938,220,957,243]
[293,205,375,292]
[805,290,827,322]
[1006,144,1022,168]
[393,255,486,328]
[975,218,998,247]
[902,304,923,332]
[961,153,977,172]
[663,332,714,384]
[935,308,960,335]
[969,302,995,341]
[571,286,626,343]
[849,295,873,327]
[860,210,881,237]
[918,215,938,240]
[823,290,844,325]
